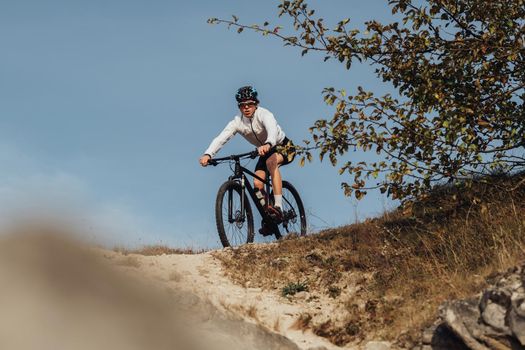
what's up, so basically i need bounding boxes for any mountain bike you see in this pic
[208,150,307,247]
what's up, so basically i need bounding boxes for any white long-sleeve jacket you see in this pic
[204,106,286,158]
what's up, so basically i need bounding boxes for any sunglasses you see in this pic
[238,101,257,108]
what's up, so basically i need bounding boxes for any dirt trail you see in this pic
[0,230,382,349]
[110,250,346,350]
[0,233,311,350]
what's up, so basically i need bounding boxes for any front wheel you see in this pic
[280,181,307,236]
[215,180,254,247]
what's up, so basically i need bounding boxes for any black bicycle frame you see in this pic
[228,159,271,221]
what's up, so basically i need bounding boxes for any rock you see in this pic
[421,327,434,344]
[421,263,525,349]
[509,298,525,345]
[306,347,328,350]
[515,296,525,317]
[364,341,391,350]
[442,301,490,350]
[411,346,430,350]
[481,300,507,332]
[421,323,474,350]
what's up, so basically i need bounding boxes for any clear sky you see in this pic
[0,0,399,248]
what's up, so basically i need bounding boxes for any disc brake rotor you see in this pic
[234,210,244,229]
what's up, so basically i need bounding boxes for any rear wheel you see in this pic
[215,180,254,247]
[280,181,307,236]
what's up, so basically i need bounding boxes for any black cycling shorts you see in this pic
[255,137,296,172]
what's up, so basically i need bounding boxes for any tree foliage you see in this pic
[209,0,525,200]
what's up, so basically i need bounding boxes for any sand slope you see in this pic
[109,249,347,350]
[0,232,342,350]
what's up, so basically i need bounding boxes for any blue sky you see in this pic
[0,0,398,248]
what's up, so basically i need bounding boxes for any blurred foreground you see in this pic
[0,226,299,350]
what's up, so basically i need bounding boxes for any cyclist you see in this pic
[199,86,295,234]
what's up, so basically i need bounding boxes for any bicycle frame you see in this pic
[210,150,272,222]
[210,149,301,233]
[210,150,306,244]
[228,161,271,221]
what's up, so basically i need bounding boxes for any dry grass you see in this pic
[245,304,258,320]
[218,298,260,322]
[213,173,525,346]
[114,245,206,256]
[290,313,313,331]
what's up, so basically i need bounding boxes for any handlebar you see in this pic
[208,150,258,166]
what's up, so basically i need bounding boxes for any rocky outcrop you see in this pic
[417,264,525,350]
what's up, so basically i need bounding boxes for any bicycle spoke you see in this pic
[222,202,243,245]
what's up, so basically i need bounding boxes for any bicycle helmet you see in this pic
[235,86,259,103]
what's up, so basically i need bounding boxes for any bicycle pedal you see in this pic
[266,206,284,223]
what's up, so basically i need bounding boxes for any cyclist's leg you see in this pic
[265,153,284,196]
[261,140,297,230]
[263,153,286,223]
[255,156,275,236]
[254,157,267,190]
[269,138,296,193]
[267,138,295,211]
[254,170,266,190]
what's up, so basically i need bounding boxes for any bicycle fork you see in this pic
[240,175,246,219]
[227,176,246,224]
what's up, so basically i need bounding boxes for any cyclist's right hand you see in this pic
[199,154,211,167]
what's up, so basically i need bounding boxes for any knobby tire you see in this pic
[215,180,254,247]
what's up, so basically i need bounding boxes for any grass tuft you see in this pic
[282,281,308,297]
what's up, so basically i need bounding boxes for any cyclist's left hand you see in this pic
[258,144,271,156]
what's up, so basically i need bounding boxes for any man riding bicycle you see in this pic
[199,86,296,235]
